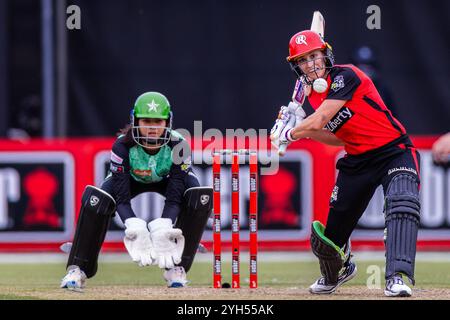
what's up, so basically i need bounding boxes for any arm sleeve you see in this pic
[109,140,135,222]
[326,68,361,101]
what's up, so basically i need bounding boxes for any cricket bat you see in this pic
[310,11,325,39]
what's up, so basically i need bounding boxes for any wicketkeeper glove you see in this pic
[148,218,185,269]
[123,217,156,267]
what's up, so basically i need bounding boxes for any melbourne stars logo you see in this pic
[147,100,159,112]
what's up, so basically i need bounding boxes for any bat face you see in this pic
[292,79,306,105]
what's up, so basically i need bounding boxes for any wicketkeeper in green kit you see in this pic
[61,92,213,290]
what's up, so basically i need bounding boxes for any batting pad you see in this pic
[310,221,345,285]
[311,221,345,259]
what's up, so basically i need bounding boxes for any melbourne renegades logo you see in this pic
[295,35,307,45]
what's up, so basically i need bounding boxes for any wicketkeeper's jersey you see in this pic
[106,130,195,221]
[308,64,409,155]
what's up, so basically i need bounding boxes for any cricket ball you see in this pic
[313,78,328,93]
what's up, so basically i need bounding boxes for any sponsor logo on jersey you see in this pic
[111,151,123,164]
[181,156,192,172]
[388,167,417,176]
[181,163,191,172]
[325,107,354,133]
[133,169,152,177]
[330,75,345,92]
[110,163,124,173]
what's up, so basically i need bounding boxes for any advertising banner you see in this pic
[0,136,447,251]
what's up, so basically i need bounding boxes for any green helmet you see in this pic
[131,92,173,149]
[133,92,171,119]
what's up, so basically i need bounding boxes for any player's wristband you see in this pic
[285,128,299,142]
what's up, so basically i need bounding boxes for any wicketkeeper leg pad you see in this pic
[67,185,116,278]
[175,187,213,272]
[384,174,420,284]
[310,221,345,285]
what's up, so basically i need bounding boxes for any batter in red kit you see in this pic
[270,28,421,297]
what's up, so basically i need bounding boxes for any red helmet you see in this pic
[287,30,327,62]
[287,30,334,82]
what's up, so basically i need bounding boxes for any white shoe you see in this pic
[163,266,189,288]
[309,261,357,294]
[60,265,86,291]
[384,274,412,297]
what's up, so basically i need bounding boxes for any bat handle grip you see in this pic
[278,143,288,156]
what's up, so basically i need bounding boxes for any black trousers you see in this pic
[324,142,421,248]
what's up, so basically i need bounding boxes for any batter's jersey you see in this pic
[307,64,409,155]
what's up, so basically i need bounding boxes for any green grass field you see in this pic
[0,259,449,300]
